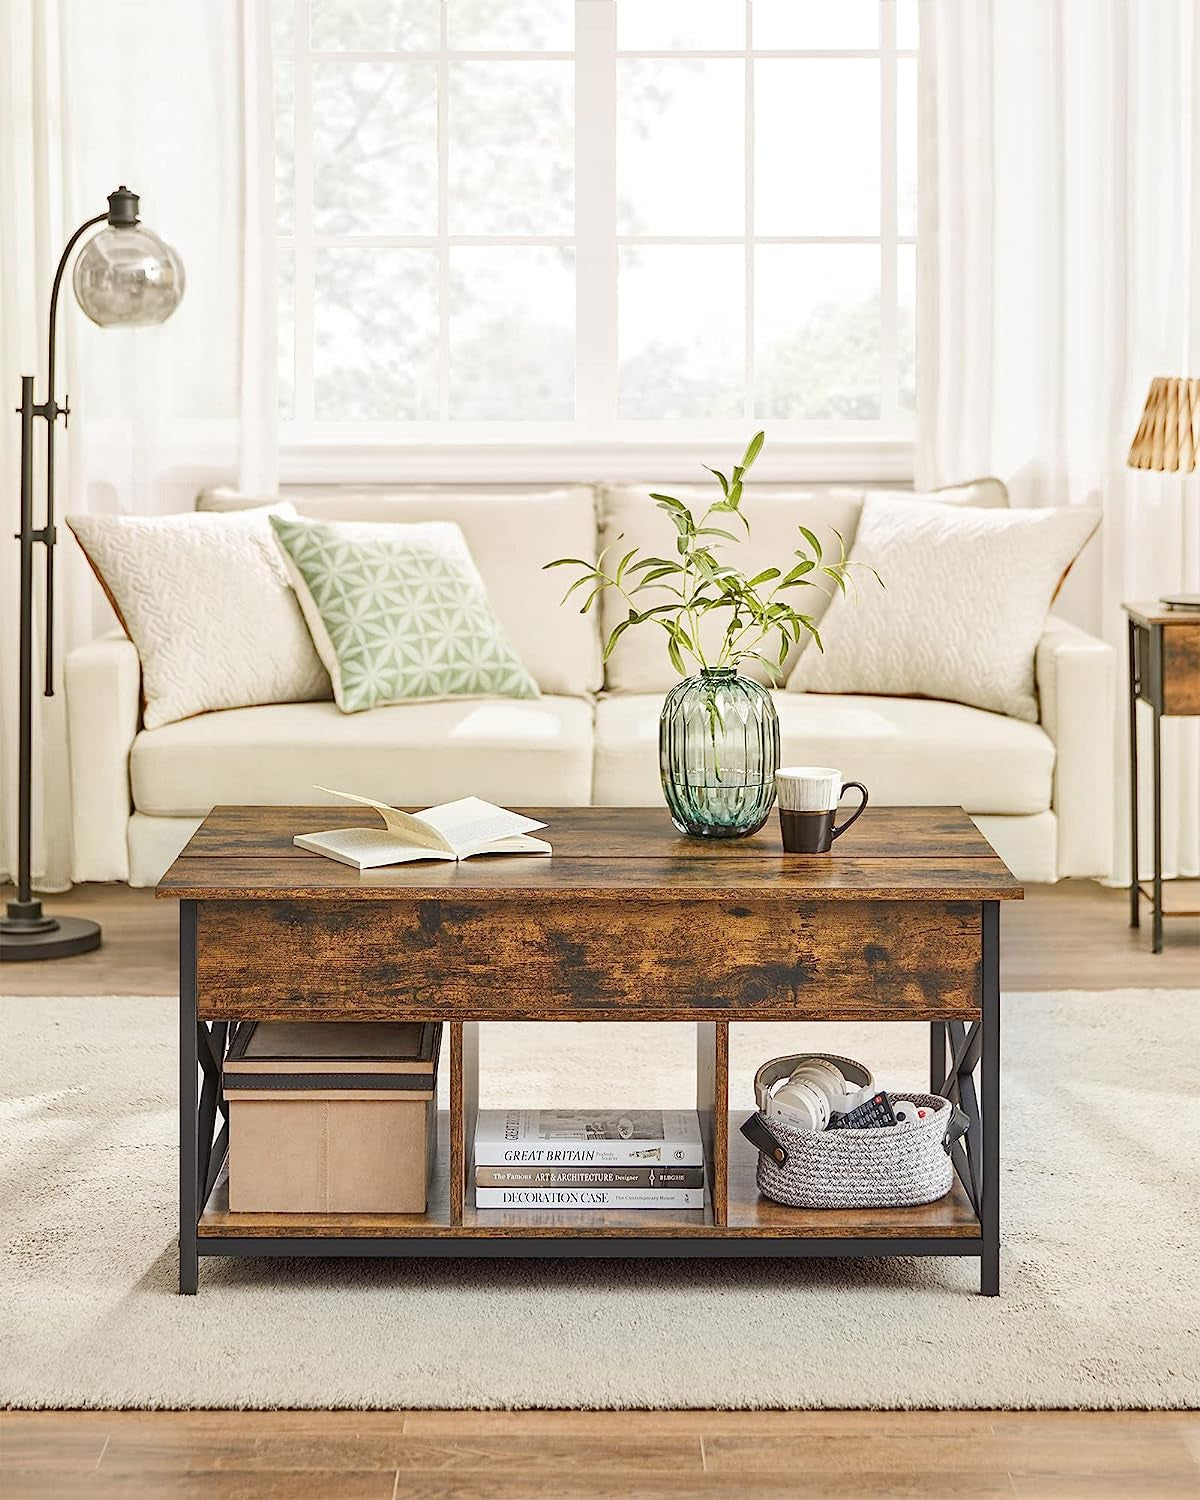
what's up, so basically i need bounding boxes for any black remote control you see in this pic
[827,1092,898,1130]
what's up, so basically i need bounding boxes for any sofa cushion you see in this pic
[67,504,330,728]
[270,515,539,711]
[200,486,602,698]
[131,698,594,816]
[592,691,1054,815]
[597,477,1011,695]
[787,496,1099,721]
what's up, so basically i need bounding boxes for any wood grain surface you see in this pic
[1163,623,1200,714]
[158,805,1023,903]
[3,1410,1197,1500]
[192,898,984,1023]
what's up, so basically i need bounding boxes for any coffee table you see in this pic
[158,805,1021,1296]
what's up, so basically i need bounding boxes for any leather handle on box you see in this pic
[740,1112,788,1165]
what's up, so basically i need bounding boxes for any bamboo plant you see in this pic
[545,432,879,680]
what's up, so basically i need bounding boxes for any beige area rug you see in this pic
[1,991,1197,1410]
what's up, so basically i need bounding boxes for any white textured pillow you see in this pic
[68,505,330,728]
[786,496,1099,721]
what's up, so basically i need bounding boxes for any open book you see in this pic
[294,788,552,870]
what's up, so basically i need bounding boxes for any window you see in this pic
[272,0,917,449]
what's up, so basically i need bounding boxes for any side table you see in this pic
[1124,601,1200,951]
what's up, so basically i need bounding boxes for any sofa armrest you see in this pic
[65,632,140,882]
[1035,615,1115,879]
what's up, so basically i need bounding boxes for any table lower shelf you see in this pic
[197,1112,981,1248]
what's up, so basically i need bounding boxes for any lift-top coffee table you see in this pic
[159,804,1021,1295]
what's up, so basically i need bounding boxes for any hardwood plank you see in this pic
[696,1022,729,1225]
[194,899,984,1022]
[0,1471,395,1500]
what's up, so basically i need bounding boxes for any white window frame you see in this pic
[278,0,917,484]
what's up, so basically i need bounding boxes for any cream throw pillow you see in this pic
[786,496,1099,722]
[68,504,330,728]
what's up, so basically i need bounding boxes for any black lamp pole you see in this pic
[1,188,183,962]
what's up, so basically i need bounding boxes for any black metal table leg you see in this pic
[980,901,1001,1296]
[1151,626,1164,953]
[179,900,199,1295]
[1128,617,1140,928]
[929,1021,945,1094]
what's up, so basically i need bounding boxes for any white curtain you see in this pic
[918,0,1200,883]
[0,0,276,891]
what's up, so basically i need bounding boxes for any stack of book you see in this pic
[473,1109,705,1209]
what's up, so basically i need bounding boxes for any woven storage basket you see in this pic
[754,1091,956,1210]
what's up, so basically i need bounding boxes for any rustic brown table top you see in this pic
[158,805,1023,904]
[1123,600,1200,627]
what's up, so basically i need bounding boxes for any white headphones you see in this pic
[753,1053,877,1133]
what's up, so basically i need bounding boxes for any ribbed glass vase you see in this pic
[659,666,780,838]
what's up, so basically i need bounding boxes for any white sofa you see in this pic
[65,480,1115,886]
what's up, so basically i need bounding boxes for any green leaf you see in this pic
[746,567,781,587]
[741,430,766,470]
[560,571,602,606]
[667,634,687,676]
[543,556,593,570]
[614,547,639,585]
[696,526,741,543]
[602,617,633,661]
[796,525,824,563]
[823,565,848,596]
[580,583,605,614]
[704,466,730,497]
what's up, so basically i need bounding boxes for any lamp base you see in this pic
[1159,593,1200,611]
[0,906,102,962]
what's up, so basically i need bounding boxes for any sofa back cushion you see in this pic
[199,486,602,697]
[597,478,1008,694]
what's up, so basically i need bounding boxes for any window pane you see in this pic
[754,245,880,419]
[310,0,439,51]
[755,60,879,234]
[314,248,438,419]
[278,246,295,419]
[897,242,916,414]
[618,60,743,235]
[753,0,878,49]
[450,247,574,419]
[448,0,574,50]
[620,245,744,419]
[269,0,293,54]
[617,0,745,50]
[897,0,919,49]
[449,62,573,234]
[274,62,294,234]
[897,56,917,238]
[313,62,437,235]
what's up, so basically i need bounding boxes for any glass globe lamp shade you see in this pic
[72,224,185,327]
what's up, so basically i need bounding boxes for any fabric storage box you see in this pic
[223,1021,441,1213]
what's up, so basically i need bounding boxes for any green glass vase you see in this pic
[659,666,780,838]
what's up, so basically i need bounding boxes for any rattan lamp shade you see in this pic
[1127,376,1200,472]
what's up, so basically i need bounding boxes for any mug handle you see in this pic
[830,781,869,841]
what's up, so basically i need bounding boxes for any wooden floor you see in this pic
[3,876,1198,997]
[1,1410,1197,1498]
[3,879,1197,1498]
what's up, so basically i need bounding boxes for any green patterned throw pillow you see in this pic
[270,515,540,712]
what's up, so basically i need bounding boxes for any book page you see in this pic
[416,798,546,857]
[314,786,453,853]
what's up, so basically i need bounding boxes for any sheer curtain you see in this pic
[918,0,1200,883]
[0,0,276,891]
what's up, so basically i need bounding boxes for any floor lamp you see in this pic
[0,187,184,962]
